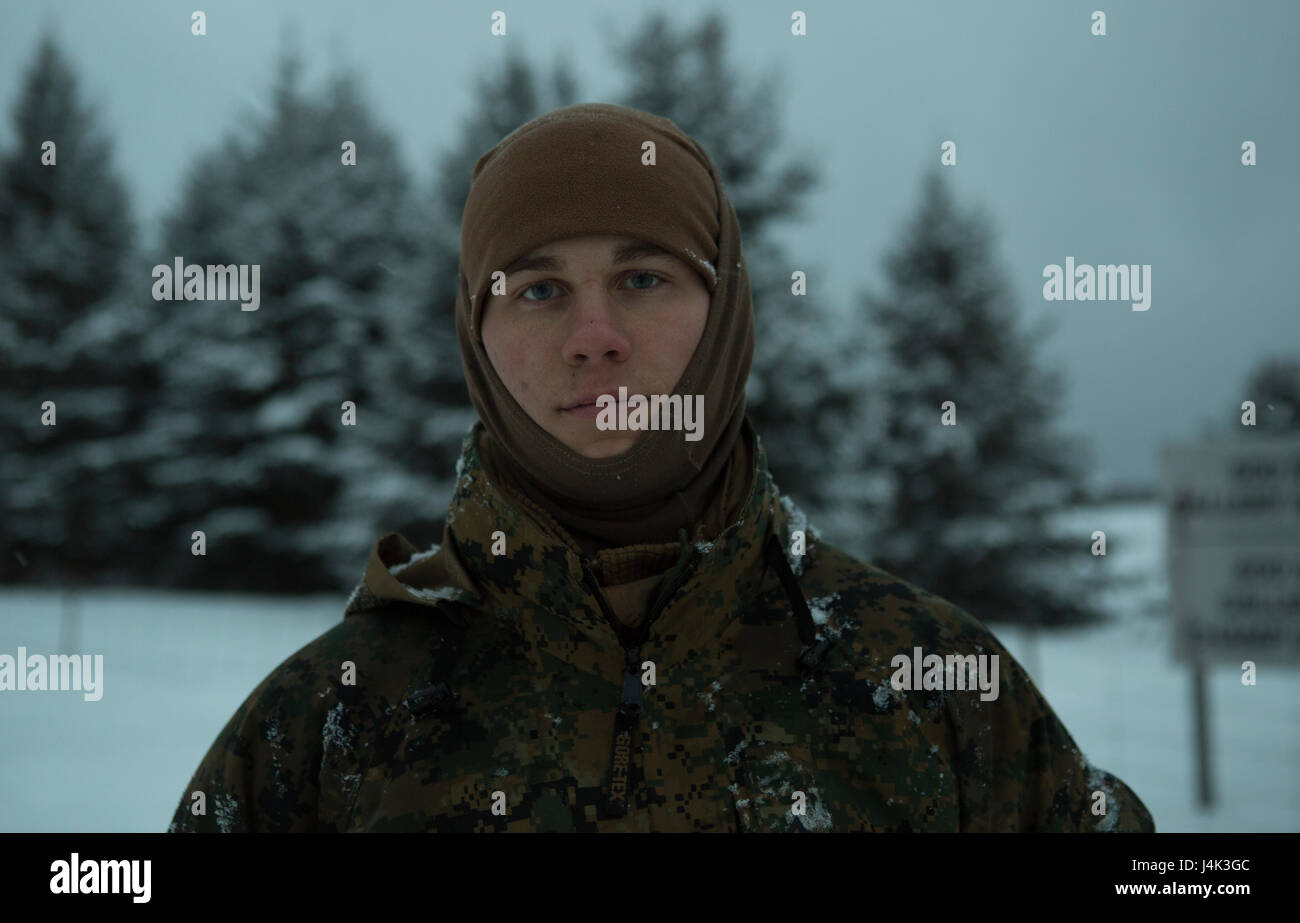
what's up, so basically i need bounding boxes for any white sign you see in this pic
[1160,436,1300,664]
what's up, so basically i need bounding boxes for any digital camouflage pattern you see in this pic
[168,421,1155,832]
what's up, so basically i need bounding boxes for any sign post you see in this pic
[1160,435,1300,808]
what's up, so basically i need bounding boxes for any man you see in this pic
[168,102,1154,832]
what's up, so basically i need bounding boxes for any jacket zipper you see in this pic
[580,552,698,819]
[604,644,643,817]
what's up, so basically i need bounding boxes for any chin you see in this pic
[571,437,639,459]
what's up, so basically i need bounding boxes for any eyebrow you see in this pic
[501,241,679,278]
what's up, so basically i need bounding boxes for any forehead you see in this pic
[501,237,679,277]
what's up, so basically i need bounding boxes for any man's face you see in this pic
[480,235,710,459]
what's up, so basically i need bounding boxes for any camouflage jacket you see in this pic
[168,421,1154,832]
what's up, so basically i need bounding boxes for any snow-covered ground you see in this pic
[997,501,1299,833]
[0,502,1295,832]
[0,588,342,833]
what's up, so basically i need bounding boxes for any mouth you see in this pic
[560,390,625,412]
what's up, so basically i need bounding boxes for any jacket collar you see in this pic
[346,418,805,653]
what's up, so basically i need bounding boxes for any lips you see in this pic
[561,389,626,411]
[563,395,601,411]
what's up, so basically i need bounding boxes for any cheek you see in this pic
[483,313,536,399]
[498,341,538,402]
[506,341,532,371]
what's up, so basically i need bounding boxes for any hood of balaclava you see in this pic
[455,102,755,551]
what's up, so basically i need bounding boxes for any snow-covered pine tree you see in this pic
[857,170,1104,627]
[0,33,144,586]
[139,49,422,591]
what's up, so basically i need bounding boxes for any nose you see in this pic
[561,282,632,365]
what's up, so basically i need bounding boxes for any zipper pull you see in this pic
[621,645,643,713]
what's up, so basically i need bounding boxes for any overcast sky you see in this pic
[2,0,1296,490]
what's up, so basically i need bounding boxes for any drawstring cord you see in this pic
[763,533,834,675]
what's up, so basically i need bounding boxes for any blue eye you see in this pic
[518,272,664,304]
[624,272,662,290]
[520,281,558,302]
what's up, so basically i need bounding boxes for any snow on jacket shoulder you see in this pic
[168,422,1154,833]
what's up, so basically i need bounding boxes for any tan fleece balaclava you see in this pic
[456,102,755,551]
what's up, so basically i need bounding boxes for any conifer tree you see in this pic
[140,49,420,590]
[0,33,142,585]
[858,170,1102,627]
